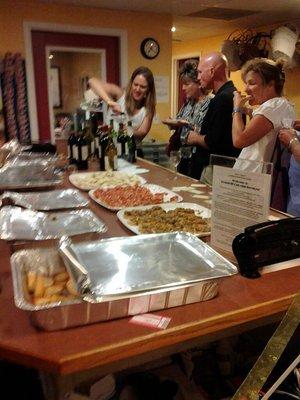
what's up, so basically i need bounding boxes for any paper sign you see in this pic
[154,75,169,103]
[211,165,271,252]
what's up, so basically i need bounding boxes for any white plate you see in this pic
[117,202,211,236]
[69,171,146,191]
[162,118,189,128]
[89,184,183,211]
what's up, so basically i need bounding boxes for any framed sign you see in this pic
[50,66,62,108]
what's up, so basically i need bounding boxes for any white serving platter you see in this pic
[69,171,146,191]
[117,202,211,236]
[162,118,189,128]
[89,184,183,211]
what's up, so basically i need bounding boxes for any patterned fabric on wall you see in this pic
[0,53,31,143]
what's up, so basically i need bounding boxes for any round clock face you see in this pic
[140,38,160,59]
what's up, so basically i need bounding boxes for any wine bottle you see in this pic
[104,123,118,171]
[127,121,136,163]
[76,130,88,170]
[117,122,128,159]
[83,113,94,157]
[99,125,108,171]
[94,124,101,159]
[67,131,77,164]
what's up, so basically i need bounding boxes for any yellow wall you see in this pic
[173,30,300,116]
[0,0,172,141]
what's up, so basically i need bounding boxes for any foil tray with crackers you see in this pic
[11,233,237,330]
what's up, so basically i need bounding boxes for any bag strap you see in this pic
[270,137,284,201]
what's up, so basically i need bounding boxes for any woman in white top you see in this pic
[232,58,295,169]
[89,66,156,142]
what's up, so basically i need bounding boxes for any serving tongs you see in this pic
[58,236,93,300]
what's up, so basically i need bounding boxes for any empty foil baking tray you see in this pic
[1,189,89,210]
[0,163,62,189]
[60,232,237,301]
[0,206,107,240]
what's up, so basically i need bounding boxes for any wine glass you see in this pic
[179,146,192,160]
[169,150,181,180]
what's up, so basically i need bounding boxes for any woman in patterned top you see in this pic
[166,59,212,176]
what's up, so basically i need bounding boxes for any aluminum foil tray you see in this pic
[7,152,57,165]
[0,206,107,240]
[11,245,223,331]
[0,163,62,189]
[1,189,89,210]
[63,232,237,300]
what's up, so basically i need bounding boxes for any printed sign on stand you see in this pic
[210,155,273,252]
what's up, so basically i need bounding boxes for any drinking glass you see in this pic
[67,163,78,175]
[180,146,192,160]
[169,150,181,180]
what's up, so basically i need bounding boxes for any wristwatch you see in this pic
[232,107,244,115]
[288,136,299,150]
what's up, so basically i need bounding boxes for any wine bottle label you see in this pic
[81,145,88,160]
[104,156,111,171]
[113,155,118,170]
[117,143,122,157]
[73,146,79,160]
[125,143,129,156]
[90,141,94,155]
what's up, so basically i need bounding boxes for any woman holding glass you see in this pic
[232,58,295,170]
[166,59,212,177]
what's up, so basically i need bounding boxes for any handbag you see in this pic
[232,218,300,278]
[270,138,290,212]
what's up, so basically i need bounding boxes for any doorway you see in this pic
[24,22,127,143]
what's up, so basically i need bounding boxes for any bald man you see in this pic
[185,51,241,182]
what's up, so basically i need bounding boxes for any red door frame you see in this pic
[31,31,120,142]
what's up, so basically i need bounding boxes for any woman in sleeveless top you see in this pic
[89,66,156,142]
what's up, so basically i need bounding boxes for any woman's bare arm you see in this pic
[88,78,123,112]
[232,113,274,148]
[279,128,300,163]
[133,113,154,142]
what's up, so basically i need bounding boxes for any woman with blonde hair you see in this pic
[89,66,156,141]
[232,58,295,170]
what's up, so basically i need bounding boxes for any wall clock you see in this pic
[140,38,160,59]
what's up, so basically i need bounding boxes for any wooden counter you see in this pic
[0,159,299,398]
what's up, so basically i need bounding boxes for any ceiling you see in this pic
[43,0,300,41]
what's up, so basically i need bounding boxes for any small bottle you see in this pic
[104,123,118,171]
[127,121,136,163]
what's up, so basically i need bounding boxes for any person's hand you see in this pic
[233,91,252,114]
[107,100,122,114]
[293,119,300,130]
[278,128,297,148]
[186,131,200,145]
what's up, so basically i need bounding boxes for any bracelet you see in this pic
[288,137,299,150]
[232,107,244,116]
